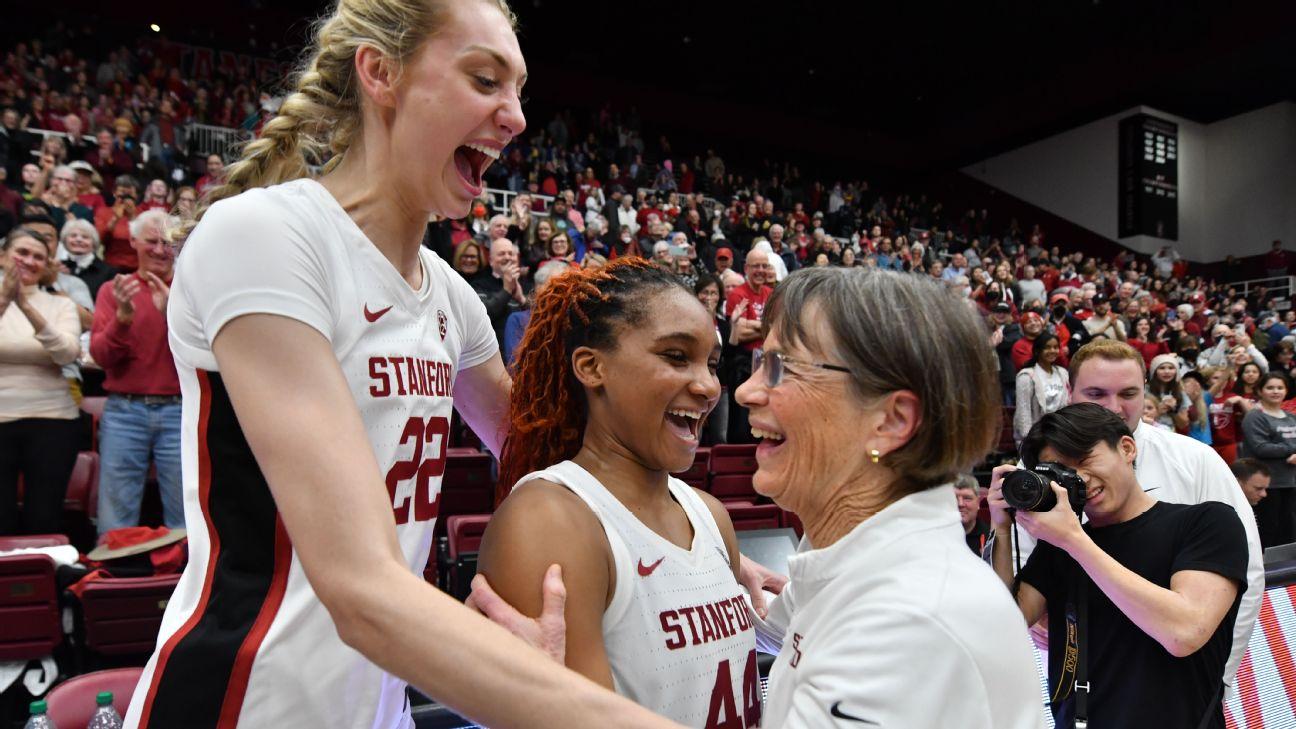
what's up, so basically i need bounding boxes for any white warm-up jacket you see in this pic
[752,485,1049,729]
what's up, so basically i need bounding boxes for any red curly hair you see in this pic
[496,257,691,503]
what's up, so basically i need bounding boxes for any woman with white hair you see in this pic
[59,217,117,300]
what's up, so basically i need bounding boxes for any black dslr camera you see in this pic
[1001,462,1087,516]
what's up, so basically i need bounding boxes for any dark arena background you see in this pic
[2,0,1296,727]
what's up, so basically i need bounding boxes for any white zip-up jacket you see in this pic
[752,485,1048,728]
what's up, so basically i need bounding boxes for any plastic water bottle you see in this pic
[86,692,122,729]
[23,700,57,729]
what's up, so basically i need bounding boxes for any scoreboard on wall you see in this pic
[1118,113,1178,240]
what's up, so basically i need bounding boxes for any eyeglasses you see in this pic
[752,349,852,388]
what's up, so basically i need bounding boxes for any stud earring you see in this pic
[870,449,881,464]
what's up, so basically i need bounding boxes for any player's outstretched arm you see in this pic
[212,313,681,729]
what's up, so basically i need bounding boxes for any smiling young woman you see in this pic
[122,2,676,728]
[482,259,759,726]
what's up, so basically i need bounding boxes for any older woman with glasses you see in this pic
[40,164,94,226]
[173,186,199,221]
[731,268,1044,728]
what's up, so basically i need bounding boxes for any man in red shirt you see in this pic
[724,248,776,443]
[89,209,183,535]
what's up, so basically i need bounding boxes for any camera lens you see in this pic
[1001,470,1058,512]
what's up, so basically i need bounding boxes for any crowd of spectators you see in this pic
[3,29,1296,548]
[0,27,276,211]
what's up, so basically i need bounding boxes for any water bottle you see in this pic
[86,692,122,729]
[23,700,57,729]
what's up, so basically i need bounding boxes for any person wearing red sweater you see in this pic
[93,175,142,269]
[89,209,182,536]
[724,248,775,444]
[1011,312,1046,371]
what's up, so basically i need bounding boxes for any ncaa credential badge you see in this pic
[437,309,448,341]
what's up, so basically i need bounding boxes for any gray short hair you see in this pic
[59,217,100,250]
[764,268,1000,492]
[533,259,570,288]
[129,210,176,240]
[954,474,980,496]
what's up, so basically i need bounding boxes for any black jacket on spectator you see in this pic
[66,257,119,301]
[1055,312,1093,357]
[994,322,1024,386]
[776,248,799,275]
[602,199,622,240]
[422,220,456,263]
[467,271,523,347]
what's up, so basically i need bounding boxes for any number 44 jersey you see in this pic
[516,461,761,729]
[126,179,498,729]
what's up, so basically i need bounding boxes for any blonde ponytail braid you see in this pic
[175,0,517,245]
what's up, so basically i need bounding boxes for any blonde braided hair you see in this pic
[177,0,517,243]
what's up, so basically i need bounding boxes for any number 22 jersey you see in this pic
[125,178,498,729]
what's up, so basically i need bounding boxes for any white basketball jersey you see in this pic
[520,461,761,728]
[125,179,498,729]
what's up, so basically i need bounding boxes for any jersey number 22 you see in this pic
[385,415,449,524]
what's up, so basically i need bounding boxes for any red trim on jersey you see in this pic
[218,515,292,724]
[138,369,220,728]
[1258,593,1296,712]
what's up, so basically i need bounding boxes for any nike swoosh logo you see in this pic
[1143,486,1160,492]
[637,557,665,577]
[830,702,878,724]
[364,304,393,322]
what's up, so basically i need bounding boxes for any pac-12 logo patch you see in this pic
[437,309,448,340]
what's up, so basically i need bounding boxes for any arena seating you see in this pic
[439,452,495,518]
[45,667,142,728]
[440,515,491,602]
[707,444,759,503]
[0,535,67,662]
[724,502,782,532]
[75,574,182,666]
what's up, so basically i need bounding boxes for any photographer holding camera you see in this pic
[990,403,1247,729]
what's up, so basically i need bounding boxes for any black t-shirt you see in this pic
[965,520,991,557]
[1018,501,1247,729]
